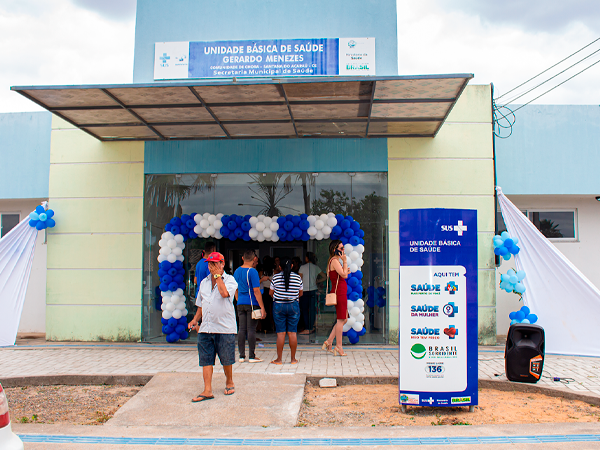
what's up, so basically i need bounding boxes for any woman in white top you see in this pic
[269,260,303,364]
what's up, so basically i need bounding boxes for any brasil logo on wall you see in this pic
[410,343,427,359]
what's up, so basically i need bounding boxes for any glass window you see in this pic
[529,211,576,239]
[496,209,526,234]
[1,214,19,237]
[143,172,388,344]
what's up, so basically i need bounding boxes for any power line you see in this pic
[511,57,600,114]
[495,37,600,101]
[501,46,600,106]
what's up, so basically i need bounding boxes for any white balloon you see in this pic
[160,303,165,310]
[182,308,188,316]
[162,310,172,319]
[208,214,216,223]
[315,230,324,240]
[307,226,317,236]
[322,225,331,235]
[357,244,365,253]
[216,213,224,219]
[270,222,279,231]
[355,299,364,308]
[346,316,356,327]
[342,322,351,332]
[327,217,337,227]
[249,228,259,238]
[200,219,210,228]
[271,234,280,242]
[347,300,355,310]
[158,239,167,247]
[357,313,365,322]
[174,234,184,244]
[171,246,183,256]
[167,239,177,248]
[320,214,328,222]
[175,288,184,296]
[344,244,354,255]
[327,212,335,218]
[256,222,265,232]
[249,217,258,226]
[263,217,272,226]
[214,230,222,239]
[177,242,185,249]
[203,212,210,219]
[307,215,317,225]
[349,251,359,261]
[213,220,223,230]
[172,309,182,320]
[272,216,278,223]
[159,247,170,256]
[163,232,174,240]
[170,295,180,303]
[263,228,273,239]
[350,307,360,317]
[157,253,166,262]
[206,226,215,236]
[176,302,186,310]
[357,258,364,267]
[176,254,184,262]
[201,230,210,238]
[194,225,202,234]
[194,215,202,224]
[352,322,363,332]
[257,215,266,222]
[161,291,172,297]
[161,232,169,239]
[166,302,175,311]
[257,233,265,242]
[315,220,324,230]
[360,306,365,313]
[350,263,358,273]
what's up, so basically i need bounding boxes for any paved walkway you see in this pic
[1,343,599,398]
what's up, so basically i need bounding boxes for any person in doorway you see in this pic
[292,257,302,275]
[234,250,266,363]
[298,252,326,335]
[259,256,275,333]
[188,252,238,402]
[273,257,282,275]
[194,242,216,296]
[322,240,349,356]
[270,260,303,365]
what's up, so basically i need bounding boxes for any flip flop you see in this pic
[270,360,283,365]
[224,387,235,395]
[191,394,214,403]
[290,360,299,364]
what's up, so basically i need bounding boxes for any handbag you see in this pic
[248,269,262,320]
[325,259,339,306]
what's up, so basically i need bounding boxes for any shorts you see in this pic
[273,301,300,333]
[197,332,236,367]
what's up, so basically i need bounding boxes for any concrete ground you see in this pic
[2,341,600,448]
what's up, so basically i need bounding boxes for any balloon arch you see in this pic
[156,212,369,344]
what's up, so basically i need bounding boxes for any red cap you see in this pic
[206,252,224,262]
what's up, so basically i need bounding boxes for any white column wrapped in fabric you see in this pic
[497,186,600,356]
[0,216,39,346]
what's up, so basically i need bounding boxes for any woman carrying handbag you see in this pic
[322,240,349,356]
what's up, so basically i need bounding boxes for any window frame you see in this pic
[0,212,21,238]
[527,209,578,242]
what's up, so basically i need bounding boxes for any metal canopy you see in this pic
[12,74,472,141]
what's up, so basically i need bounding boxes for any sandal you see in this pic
[224,386,235,396]
[291,359,299,364]
[321,340,333,353]
[191,394,214,403]
[270,360,283,365]
[333,347,347,357]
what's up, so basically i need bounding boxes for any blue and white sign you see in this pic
[154,38,375,80]
[398,209,478,408]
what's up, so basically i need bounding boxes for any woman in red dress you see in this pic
[322,240,349,356]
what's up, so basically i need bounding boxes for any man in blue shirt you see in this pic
[195,242,215,296]
[234,250,266,363]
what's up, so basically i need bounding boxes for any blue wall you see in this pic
[133,0,398,82]
[145,138,388,174]
[496,105,600,195]
[0,112,51,199]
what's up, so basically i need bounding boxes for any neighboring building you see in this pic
[8,0,499,344]
[0,112,52,334]
[495,105,600,332]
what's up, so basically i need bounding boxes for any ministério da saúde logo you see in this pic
[410,343,427,359]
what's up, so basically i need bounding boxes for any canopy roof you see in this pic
[12,74,472,141]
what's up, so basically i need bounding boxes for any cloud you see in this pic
[71,0,136,22]
[440,0,600,33]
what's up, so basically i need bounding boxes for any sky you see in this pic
[1,0,599,113]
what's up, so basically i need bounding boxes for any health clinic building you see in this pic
[4,0,500,344]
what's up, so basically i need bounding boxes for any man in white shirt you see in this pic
[298,252,326,334]
[188,252,238,402]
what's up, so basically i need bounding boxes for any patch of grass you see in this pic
[18,415,38,424]
[453,421,471,426]
[95,412,110,424]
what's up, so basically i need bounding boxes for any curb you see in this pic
[0,374,153,388]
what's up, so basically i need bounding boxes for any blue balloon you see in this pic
[285,214,294,222]
[348,333,360,344]
[366,299,374,308]
[528,314,538,324]
[178,316,187,325]
[347,328,358,340]
[291,216,301,225]
[299,219,310,231]
[277,229,287,239]
[180,214,190,223]
[36,221,46,230]
[170,225,180,235]
[332,225,343,235]
[340,219,351,230]
[174,274,184,283]
[29,212,39,220]
[520,305,530,316]
[168,282,179,291]
[168,268,177,276]
[515,311,526,321]
[235,216,243,226]
[188,230,198,239]
[284,221,294,231]
[241,221,251,231]
[161,275,172,284]
[349,292,359,301]
[234,228,244,238]
[335,214,344,223]
[377,298,386,307]
[221,215,230,224]
[340,237,349,245]
[502,253,511,261]
[359,238,365,245]
[168,332,179,342]
[351,221,361,232]
[244,215,252,221]
[220,226,230,237]
[509,311,517,320]
[168,318,178,328]
[35,205,45,214]
[277,216,286,225]
[355,271,363,280]
[166,334,176,343]
[227,220,237,230]
[510,319,518,325]
[521,318,530,324]
[503,238,514,248]
[29,219,38,228]
[173,260,183,269]
[161,317,169,325]
[301,231,310,241]
[300,214,308,220]
[358,327,366,336]
[348,277,359,288]
[164,223,172,232]
[349,236,360,246]
[179,330,189,340]
[163,325,173,334]
[291,227,302,239]
[345,216,354,222]
[343,228,354,238]
[509,245,520,255]
[179,225,189,235]
[342,331,348,336]
[159,282,168,291]
[175,324,186,334]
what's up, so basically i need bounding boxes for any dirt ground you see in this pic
[298,384,600,427]
[5,385,141,425]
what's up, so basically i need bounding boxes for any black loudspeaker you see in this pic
[505,323,545,383]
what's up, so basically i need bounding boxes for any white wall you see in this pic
[0,199,47,334]
[496,195,600,333]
